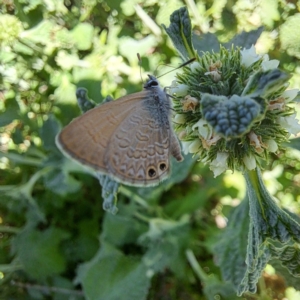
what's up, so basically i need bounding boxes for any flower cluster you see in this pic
[0,15,23,45]
[170,46,300,177]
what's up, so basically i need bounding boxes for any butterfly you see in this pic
[56,59,195,186]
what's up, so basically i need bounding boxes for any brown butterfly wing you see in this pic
[105,92,183,186]
[57,91,149,172]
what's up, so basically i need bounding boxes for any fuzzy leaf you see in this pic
[270,259,300,290]
[213,199,249,288]
[269,243,300,277]
[203,277,240,300]
[101,213,146,247]
[162,7,195,60]
[192,32,220,53]
[223,27,264,49]
[76,243,150,300]
[201,94,263,138]
[12,227,69,279]
[238,169,300,295]
[40,114,61,152]
[71,23,94,50]
[43,168,82,195]
[0,98,20,126]
[139,216,190,277]
[246,169,300,243]
[285,137,300,151]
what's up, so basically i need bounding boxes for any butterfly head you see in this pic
[144,75,159,89]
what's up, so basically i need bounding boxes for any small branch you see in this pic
[185,249,208,282]
[134,4,161,36]
[11,281,84,297]
[0,226,20,234]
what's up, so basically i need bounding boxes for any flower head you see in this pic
[210,152,229,177]
[0,15,23,45]
[171,45,300,176]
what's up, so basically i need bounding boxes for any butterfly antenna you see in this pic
[137,53,144,84]
[156,57,196,79]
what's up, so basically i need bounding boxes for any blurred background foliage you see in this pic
[1,0,300,299]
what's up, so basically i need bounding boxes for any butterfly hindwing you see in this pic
[105,94,172,186]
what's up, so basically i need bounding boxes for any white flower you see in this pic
[210,152,229,177]
[192,119,221,149]
[243,154,256,170]
[240,45,261,67]
[181,139,201,154]
[181,141,192,155]
[265,139,278,153]
[189,139,201,153]
[192,119,213,139]
[169,81,189,96]
[278,114,300,135]
[282,89,299,103]
[190,61,201,73]
[177,130,187,140]
[261,59,280,71]
[174,114,186,124]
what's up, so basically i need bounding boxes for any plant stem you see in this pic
[185,249,208,282]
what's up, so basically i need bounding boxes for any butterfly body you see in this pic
[57,75,183,186]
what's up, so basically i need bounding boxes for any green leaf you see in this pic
[118,35,158,65]
[139,216,190,277]
[71,23,94,51]
[54,75,77,104]
[55,50,80,70]
[76,243,151,300]
[100,212,146,247]
[192,32,220,53]
[43,168,82,195]
[203,276,240,300]
[223,27,264,49]
[162,7,195,60]
[285,137,300,151]
[213,199,249,289]
[238,169,300,295]
[269,243,300,277]
[0,98,20,126]
[40,114,61,152]
[246,169,300,243]
[270,259,300,290]
[12,227,69,279]
[221,7,237,34]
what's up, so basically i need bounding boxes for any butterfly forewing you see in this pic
[57,91,150,172]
